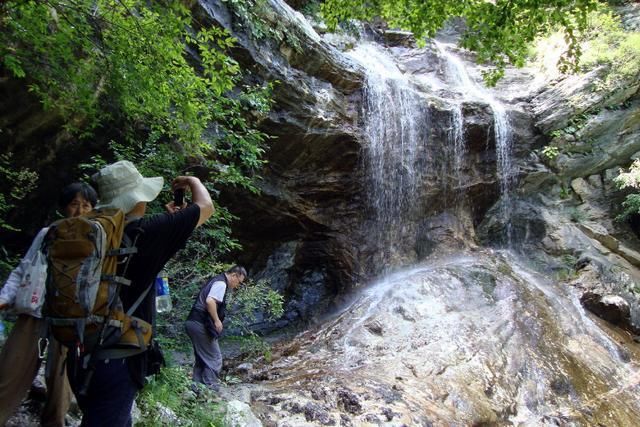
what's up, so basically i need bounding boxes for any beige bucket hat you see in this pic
[93,160,163,213]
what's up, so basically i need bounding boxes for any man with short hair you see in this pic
[185,265,246,392]
[69,160,213,426]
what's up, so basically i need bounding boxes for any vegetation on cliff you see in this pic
[1,1,281,423]
[321,0,602,83]
[616,159,640,220]
[530,5,640,221]
[0,0,273,273]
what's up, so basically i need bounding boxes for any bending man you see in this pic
[186,265,246,392]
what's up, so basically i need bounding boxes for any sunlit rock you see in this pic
[224,400,262,427]
[581,292,632,328]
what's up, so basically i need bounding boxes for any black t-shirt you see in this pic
[121,203,200,387]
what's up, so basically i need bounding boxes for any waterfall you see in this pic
[240,8,640,424]
[346,43,430,251]
[450,103,465,209]
[451,104,465,179]
[435,41,515,244]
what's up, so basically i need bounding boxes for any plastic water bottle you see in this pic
[155,271,172,313]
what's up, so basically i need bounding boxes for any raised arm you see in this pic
[171,176,214,227]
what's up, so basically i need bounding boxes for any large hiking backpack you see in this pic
[43,208,152,359]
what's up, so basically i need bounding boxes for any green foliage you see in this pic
[616,161,640,190]
[553,254,578,281]
[615,160,640,220]
[301,0,323,20]
[0,315,15,346]
[541,110,598,160]
[225,334,274,363]
[0,153,39,233]
[555,266,578,281]
[2,1,255,149]
[224,0,303,52]
[1,1,273,189]
[137,365,224,426]
[0,153,39,278]
[531,7,640,94]
[579,10,640,91]
[227,279,285,331]
[1,1,273,276]
[618,194,640,221]
[225,278,284,357]
[569,207,587,223]
[320,0,599,84]
[541,145,560,161]
[559,185,572,199]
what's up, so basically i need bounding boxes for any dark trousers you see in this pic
[68,357,138,427]
[185,319,222,389]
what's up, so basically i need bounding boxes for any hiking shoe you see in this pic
[190,382,204,397]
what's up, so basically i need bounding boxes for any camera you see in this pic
[173,188,185,206]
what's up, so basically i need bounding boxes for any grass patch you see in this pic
[136,365,225,426]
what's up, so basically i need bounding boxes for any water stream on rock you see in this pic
[436,41,515,245]
[247,251,640,425]
[346,43,431,262]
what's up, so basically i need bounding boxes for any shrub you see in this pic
[136,365,225,426]
[615,159,640,221]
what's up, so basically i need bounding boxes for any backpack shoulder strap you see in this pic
[126,282,154,316]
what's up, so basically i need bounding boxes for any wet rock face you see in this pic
[199,0,547,326]
[237,253,640,425]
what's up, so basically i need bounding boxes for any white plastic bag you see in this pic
[14,250,48,316]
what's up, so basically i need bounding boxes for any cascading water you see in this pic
[436,41,515,244]
[451,104,465,185]
[346,43,430,258]
[448,103,466,210]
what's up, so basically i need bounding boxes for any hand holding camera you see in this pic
[173,188,185,207]
[165,177,191,213]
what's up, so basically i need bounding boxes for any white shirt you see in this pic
[206,280,226,303]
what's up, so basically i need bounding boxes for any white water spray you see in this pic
[347,43,430,244]
[436,41,515,243]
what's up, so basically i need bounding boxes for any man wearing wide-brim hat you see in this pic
[69,160,213,426]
